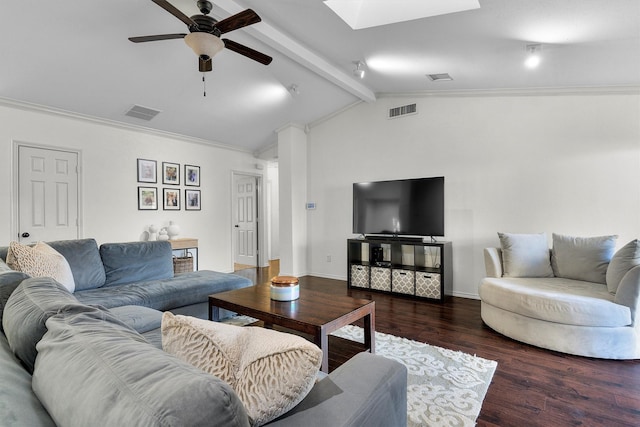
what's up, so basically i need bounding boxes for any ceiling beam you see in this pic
[213,0,376,102]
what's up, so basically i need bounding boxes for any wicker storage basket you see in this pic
[173,254,193,273]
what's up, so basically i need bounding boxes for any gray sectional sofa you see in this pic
[0,239,408,426]
[0,238,252,320]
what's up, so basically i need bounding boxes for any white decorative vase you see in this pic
[158,228,169,241]
[148,224,159,241]
[167,221,180,240]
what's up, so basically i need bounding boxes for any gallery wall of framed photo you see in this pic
[137,158,201,211]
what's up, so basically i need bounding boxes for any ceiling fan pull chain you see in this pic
[202,73,206,97]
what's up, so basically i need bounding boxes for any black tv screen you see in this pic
[353,177,444,237]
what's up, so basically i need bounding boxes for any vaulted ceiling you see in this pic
[1,0,638,153]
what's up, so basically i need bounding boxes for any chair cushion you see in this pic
[551,234,617,284]
[162,312,322,426]
[32,305,250,427]
[606,239,640,294]
[479,276,631,327]
[2,277,78,373]
[100,241,173,286]
[6,241,75,292]
[498,232,553,278]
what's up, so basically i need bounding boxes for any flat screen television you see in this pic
[353,176,444,237]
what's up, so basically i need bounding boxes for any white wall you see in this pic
[267,163,280,260]
[0,103,265,273]
[306,90,640,298]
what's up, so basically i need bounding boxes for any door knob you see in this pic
[234,225,239,228]
[21,232,30,238]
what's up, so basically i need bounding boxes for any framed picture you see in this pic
[138,187,158,210]
[185,164,200,187]
[185,189,201,210]
[163,188,180,210]
[162,162,180,185]
[137,159,157,183]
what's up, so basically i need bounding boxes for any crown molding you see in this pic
[376,85,640,99]
[0,97,253,154]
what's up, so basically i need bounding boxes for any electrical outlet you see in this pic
[326,255,331,262]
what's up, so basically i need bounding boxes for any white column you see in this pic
[277,124,307,276]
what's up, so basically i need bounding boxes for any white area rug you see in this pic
[224,316,497,426]
[331,325,497,427]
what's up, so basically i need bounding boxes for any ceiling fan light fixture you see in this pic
[184,32,224,60]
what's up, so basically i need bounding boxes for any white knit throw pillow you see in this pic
[6,241,75,292]
[161,312,322,427]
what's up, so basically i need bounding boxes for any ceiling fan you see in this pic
[129,0,272,72]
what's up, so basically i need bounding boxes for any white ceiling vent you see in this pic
[125,105,161,121]
[427,73,453,82]
[388,103,417,119]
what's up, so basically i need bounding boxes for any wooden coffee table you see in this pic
[209,284,375,373]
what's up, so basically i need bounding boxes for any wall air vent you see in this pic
[388,103,417,119]
[125,105,161,121]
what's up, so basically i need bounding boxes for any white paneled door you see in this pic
[17,145,80,243]
[233,175,258,267]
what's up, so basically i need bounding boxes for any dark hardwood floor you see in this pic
[234,266,640,426]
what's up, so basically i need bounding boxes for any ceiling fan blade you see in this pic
[129,33,187,43]
[215,9,261,34]
[152,0,197,27]
[223,39,272,65]
[199,56,213,72]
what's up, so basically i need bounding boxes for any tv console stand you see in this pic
[348,237,452,301]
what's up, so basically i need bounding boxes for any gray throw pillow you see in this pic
[498,232,553,278]
[606,239,640,294]
[551,233,617,284]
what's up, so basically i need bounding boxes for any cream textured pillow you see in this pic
[6,241,75,292]
[162,312,322,427]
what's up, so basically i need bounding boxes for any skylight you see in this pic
[324,0,480,30]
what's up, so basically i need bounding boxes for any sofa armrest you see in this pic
[483,248,503,278]
[267,352,407,427]
[614,265,640,324]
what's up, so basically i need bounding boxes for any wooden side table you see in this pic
[169,238,198,271]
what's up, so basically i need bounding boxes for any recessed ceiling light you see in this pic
[427,73,453,82]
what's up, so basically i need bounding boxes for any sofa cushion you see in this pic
[606,239,640,294]
[47,239,106,291]
[6,241,76,292]
[74,270,252,311]
[3,277,78,373]
[498,232,553,278]
[0,261,30,332]
[551,234,617,284]
[32,306,250,427]
[109,305,163,334]
[100,241,173,287]
[0,333,56,427]
[162,312,322,427]
[479,276,631,327]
